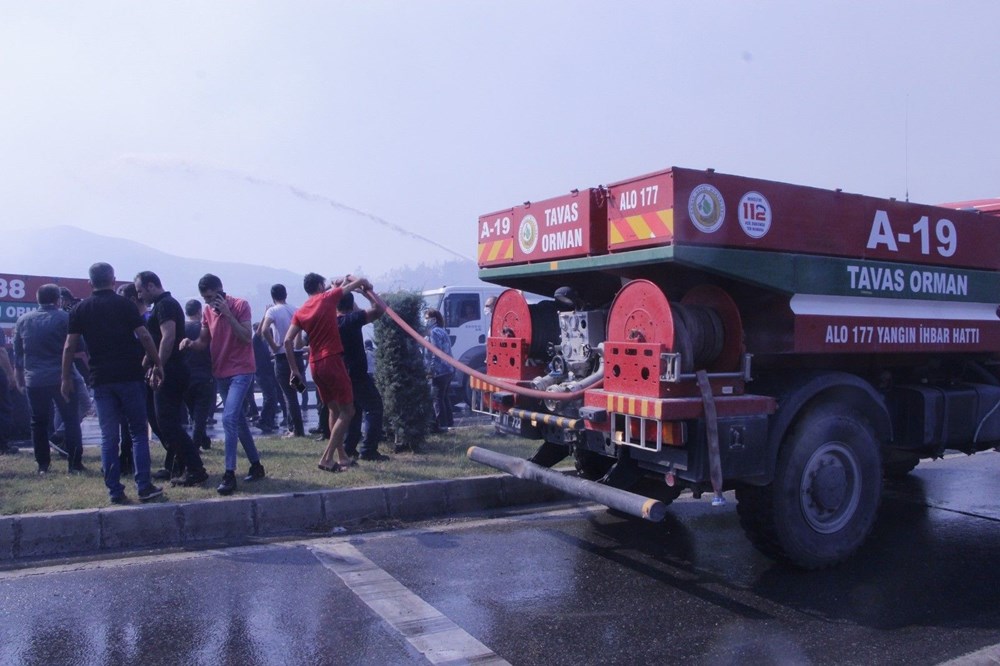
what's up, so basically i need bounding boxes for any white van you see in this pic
[421,284,506,405]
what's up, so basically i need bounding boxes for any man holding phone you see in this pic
[180,274,265,495]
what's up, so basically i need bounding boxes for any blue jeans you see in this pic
[431,373,454,429]
[93,381,153,498]
[53,372,90,438]
[216,373,261,472]
[27,384,82,471]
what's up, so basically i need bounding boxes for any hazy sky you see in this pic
[3,1,998,278]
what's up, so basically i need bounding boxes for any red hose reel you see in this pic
[487,289,543,380]
[604,280,743,397]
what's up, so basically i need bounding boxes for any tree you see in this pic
[373,291,431,451]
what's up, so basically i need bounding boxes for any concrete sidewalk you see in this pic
[1,405,562,565]
[0,474,568,565]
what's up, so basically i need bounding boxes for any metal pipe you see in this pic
[467,446,667,522]
[563,359,605,393]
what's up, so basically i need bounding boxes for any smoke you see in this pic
[117,155,473,262]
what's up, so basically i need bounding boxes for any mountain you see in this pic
[3,225,482,316]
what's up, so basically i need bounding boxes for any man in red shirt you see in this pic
[180,274,265,495]
[285,272,372,472]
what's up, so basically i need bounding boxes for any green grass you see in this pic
[0,426,540,515]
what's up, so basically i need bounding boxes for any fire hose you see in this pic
[363,288,601,402]
[363,287,671,524]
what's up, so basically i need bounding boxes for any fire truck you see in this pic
[0,273,96,438]
[467,167,1000,569]
[0,273,96,345]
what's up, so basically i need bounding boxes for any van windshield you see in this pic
[443,293,480,328]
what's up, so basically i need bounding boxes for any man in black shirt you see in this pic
[182,299,215,451]
[135,272,209,487]
[337,291,388,462]
[62,262,165,504]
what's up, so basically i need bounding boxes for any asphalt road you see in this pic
[2,452,999,665]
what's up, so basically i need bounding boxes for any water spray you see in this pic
[120,155,473,262]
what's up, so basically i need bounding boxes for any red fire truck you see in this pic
[468,167,1000,568]
[0,273,94,346]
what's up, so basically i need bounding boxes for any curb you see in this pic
[0,474,568,564]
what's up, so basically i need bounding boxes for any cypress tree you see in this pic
[373,291,431,450]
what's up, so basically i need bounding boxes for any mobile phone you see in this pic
[211,292,226,313]
[291,375,307,393]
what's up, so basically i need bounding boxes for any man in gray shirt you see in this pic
[14,283,83,474]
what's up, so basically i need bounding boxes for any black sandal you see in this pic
[317,463,343,473]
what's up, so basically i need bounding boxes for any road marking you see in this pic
[310,541,510,665]
[938,642,1000,665]
[0,547,236,581]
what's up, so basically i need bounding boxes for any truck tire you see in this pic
[736,404,882,569]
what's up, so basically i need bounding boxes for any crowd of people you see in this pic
[0,262,459,505]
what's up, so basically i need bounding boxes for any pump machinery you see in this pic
[465,166,1000,569]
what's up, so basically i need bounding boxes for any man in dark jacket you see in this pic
[135,271,209,487]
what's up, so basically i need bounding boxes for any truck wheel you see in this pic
[736,405,882,569]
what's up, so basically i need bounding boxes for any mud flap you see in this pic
[528,441,570,468]
[598,447,642,490]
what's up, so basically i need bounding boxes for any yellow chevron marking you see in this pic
[609,220,625,245]
[657,208,674,235]
[626,214,655,240]
[493,241,508,262]
[478,240,514,263]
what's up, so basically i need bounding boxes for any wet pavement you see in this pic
[1,451,999,665]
